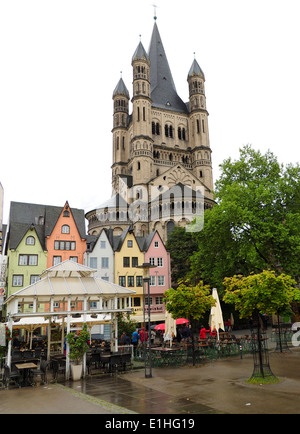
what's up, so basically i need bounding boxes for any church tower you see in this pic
[129,40,154,187]
[86,17,215,242]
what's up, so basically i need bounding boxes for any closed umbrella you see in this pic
[209,288,224,340]
[164,311,177,347]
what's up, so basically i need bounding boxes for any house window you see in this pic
[53,256,62,266]
[90,301,97,309]
[90,257,97,268]
[54,241,76,250]
[101,257,109,268]
[149,257,155,265]
[70,256,78,262]
[123,257,130,267]
[154,241,159,248]
[132,257,138,267]
[136,276,143,287]
[63,211,70,217]
[150,275,156,286]
[133,297,141,307]
[157,276,165,286]
[61,225,70,234]
[119,276,126,287]
[157,257,163,267]
[19,255,38,266]
[12,275,23,287]
[127,276,134,287]
[30,275,40,284]
[127,240,133,248]
[100,241,106,249]
[156,296,164,305]
[26,236,35,245]
[145,297,152,305]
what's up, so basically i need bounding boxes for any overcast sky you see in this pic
[1,0,299,224]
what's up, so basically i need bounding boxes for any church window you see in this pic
[197,119,200,133]
[137,107,140,121]
[178,127,182,140]
[137,161,141,170]
[117,137,119,150]
[122,137,125,150]
[143,107,146,121]
[199,170,203,178]
[202,119,205,133]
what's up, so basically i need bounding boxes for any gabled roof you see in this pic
[8,202,86,246]
[148,22,188,114]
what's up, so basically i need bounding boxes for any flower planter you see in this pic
[71,364,82,381]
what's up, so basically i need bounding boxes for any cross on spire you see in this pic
[153,4,158,20]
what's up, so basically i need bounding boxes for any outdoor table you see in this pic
[15,362,37,387]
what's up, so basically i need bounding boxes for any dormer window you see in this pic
[63,210,70,217]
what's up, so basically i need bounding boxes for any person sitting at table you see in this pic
[199,325,209,339]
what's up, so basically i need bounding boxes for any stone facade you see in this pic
[86,20,214,242]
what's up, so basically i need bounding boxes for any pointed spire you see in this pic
[148,22,187,113]
[132,40,149,63]
[113,77,129,98]
[188,58,205,80]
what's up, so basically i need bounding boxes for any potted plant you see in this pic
[66,323,90,381]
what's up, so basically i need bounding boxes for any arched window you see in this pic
[26,236,35,245]
[62,225,70,234]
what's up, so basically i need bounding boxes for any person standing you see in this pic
[131,329,140,354]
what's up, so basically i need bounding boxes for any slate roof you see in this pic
[148,22,188,114]
[7,201,86,251]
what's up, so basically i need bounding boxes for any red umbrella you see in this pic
[176,318,189,325]
[154,323,165,330]
[154,318,189,330]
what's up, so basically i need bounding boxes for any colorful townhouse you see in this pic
[113,226,145,321]
[46,201,86,268]
[84,229,114,281]
[4,201,86,302]
[113,226,171,325]
[143,231,171,322]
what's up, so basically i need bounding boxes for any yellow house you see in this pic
[114,227,144,320]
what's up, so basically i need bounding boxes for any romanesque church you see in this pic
[86,18,214,242]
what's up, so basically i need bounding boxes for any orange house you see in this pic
[46,201,87,268]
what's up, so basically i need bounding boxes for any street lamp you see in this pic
[136,262,156,378]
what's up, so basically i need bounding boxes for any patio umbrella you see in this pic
[154,318,189,331]
[209,288,224,340]
[164,311,177,347]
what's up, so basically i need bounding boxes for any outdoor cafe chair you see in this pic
[52,359,66,382]
[4,365,21,389]
[30,360,49,385]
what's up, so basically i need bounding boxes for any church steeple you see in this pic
[148,22,187,113]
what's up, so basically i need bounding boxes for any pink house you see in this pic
[144,231,171,323]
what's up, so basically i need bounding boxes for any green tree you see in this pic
[223,270,300,382]
[189,146,300,300]
[164,280,215,365]
[66,323,90,365]
[166,227,198,287]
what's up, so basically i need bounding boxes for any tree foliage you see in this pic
[164,280,215,325]
[223,270,300,319]
[189,145,300,291]
[166,227,198,287]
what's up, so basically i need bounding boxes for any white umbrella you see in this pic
[164,311,177,347]
[209,288,225,340]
